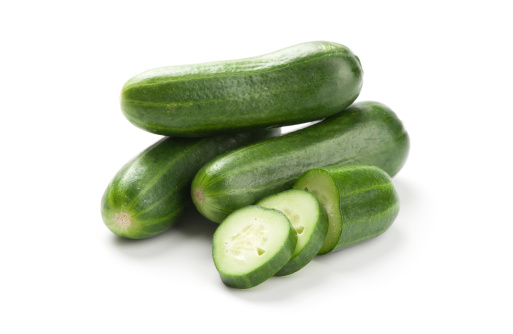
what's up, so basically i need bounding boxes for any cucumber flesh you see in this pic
[294,170,341,254]
[294,164,400,254]
[257,189,328,275]
[212,206,297,289]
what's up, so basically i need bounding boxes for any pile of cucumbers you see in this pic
[101,41,410,289]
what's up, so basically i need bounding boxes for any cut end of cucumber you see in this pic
[115,212,131,227]
[280,208,303,233]
[213,206,297,288]
[224,221,269,261]
[257,189,326,258]
[256,189,329,276]
[294,170,342,255]
[302,186,334,218]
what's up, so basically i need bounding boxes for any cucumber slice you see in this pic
[256,189,328,276]
[212,206,297,289]
[294,165,399,254]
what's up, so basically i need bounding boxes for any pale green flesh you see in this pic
[294,171,341,254]
[213,207,292,276]
[257,190,320,259]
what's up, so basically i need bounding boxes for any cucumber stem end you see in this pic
[193,188,203,203]
[115,212,131,228]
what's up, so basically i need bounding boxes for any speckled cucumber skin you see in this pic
[294,165,399,253]
[121,41,363,137]
[191,101,409,223]
[213,206,297,289]
[101,128,279,239]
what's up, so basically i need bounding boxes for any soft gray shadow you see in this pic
[110,207,217,259]
[313,225,402,272]
[171,208,218,241]
[393,177,423,216]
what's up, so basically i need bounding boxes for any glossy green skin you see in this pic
[294,165,399,253]
[191,101,409,223]
[213,206,297,289]
[121,41,363,137]
[101,128,279,239]
[256,190,328,276]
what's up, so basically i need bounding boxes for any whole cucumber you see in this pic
[121,41,363,137]
[191,101,409,223]
[101,128,279,239]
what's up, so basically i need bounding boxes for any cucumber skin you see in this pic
[121,41,363,137]
[256,190,328,276]
[101,128,279,239]
[213,206,298,289]
[192,101,409,223]
[294,165,399,252]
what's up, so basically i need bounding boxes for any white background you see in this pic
[1,1,512,333]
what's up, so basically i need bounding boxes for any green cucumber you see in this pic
[212,205,297,289]
[294,165,399,254]
[101,128,279,239]
[256,189,328,276]
[121,41,363,137]
[192,101,409,223]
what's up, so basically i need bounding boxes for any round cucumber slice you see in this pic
[212,205,297,289]
[294,164,399,254]
[257,189,328,276]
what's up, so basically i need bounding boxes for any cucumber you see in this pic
[121,41,363,137]
[256,189,328,276]
[212,205,297,289]
[192,101,409,223]
[294,165,399,254]
[100,128,279,239]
